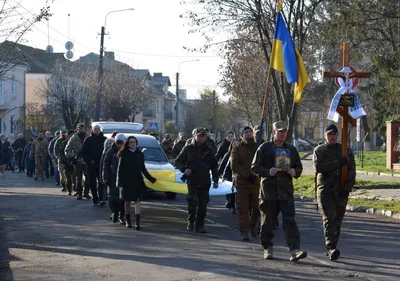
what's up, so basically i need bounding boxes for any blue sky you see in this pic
[18,0,225,99]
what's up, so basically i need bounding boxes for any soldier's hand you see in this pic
[184,169,192,176]
[287,168,296,177]
[269,168,278,176]
[213,182,218,189]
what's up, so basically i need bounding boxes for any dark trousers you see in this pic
[88,165,102,203]
[17,150,24,171]
[260,199,300,252]
[64,164,74,192]
[74,163,89,196]
[109,200,125,217]
[317,195,348,250]
[44,155,54,178]
[186,184,210,228]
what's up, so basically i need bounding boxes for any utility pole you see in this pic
[175,72,179,136]
[212,90,217,136]
[95,26,105,121]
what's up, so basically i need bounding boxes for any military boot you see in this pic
[264,246,273,260]
[250,227,258,238]
[196,226,206,233]
[125,214,132,228]
[290,249,307,261]
[241,232,249,241]
[135,214,141,230]
[187,222,194,231]
[326,248,340,261]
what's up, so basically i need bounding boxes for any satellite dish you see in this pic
[45,45,54,53]
[65,41,74,50]
[65,50,74,60]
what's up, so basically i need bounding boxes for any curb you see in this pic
[356,170,400,177]
[294,194,400,221]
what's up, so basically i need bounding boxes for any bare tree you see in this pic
[0,0,54,75]
[101,64,152,121]
[37,60,95,129]
[25,102,56,133]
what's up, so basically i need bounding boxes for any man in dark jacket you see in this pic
[0,135,11,167]
[81,124,107,206]
[313,124,356,261]
[103,133,126,224]
[230,126,260,241]
[172,133,187,158]
[175,128,219,233]
[252,121,306,262]
[12,134,27,172]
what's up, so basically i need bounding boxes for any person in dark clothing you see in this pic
[22,139,34,177]
[81,124,107,206]
[44,131,54,178]
[216,131,234,161]
[174,128,219,233]
[0,135,11,167]
[99,137,116,206]
[218,145,236,214]
[103,133,126,224]
[12,134,27,172]
[117,136,157,229]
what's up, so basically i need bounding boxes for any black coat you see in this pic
[218,152,232,181]
[117,148,155,201]
[12,138,27,150]
[0,140,10,165]
[81,132,107,168]
[216,139,231,161]
[102,145,120,202]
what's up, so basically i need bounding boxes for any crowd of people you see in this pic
[0,120,355,262]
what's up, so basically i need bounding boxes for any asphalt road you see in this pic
[1,171,400,281]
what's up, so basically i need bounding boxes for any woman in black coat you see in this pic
[215,131,234,162]
[117,136,156,229]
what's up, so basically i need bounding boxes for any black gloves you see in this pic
[149,177,157,184]
[338,156,348,166]
[248,173,257,183]
[338,189,349,198]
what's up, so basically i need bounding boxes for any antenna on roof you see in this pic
[45,19,53,53]
[64,13,74,60]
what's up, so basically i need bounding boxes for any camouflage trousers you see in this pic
[260,199,300,251]
[186,184,210,228]
[236,186,260,234]
[58,160,66,187]
[317,193,348,250]
[74,163,90,196]
[34,156,46,178]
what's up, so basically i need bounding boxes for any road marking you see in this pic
[148,200,216,224]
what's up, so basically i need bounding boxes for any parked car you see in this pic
[104,133,177,199]
[91,121,144,134]
[294,138,316,152]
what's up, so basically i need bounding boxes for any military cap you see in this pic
[77,123,85,128]
[325,124,338,134]
[273,121,287,131]
[194,127,206,135]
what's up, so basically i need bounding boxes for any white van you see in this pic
[91,121,144,134]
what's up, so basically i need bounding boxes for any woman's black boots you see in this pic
[135,214,141,230]
[125,214,132,228]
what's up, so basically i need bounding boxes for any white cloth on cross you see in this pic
[327,69,366,122]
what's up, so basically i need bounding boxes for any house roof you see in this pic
[74,52,131,69]
[151,72,171,86]
[0,40,68,74]
[133,69,151,80]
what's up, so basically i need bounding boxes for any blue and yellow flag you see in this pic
[270,12,309,103]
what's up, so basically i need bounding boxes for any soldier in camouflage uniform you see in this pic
[230,126,260,241]
[65,123,90,200]
[175,128,219,233]
[252,121,307,262]
[160,134,174,159]
[60,130,75,195]
[172,133,188,158]
[29,132,49,180]
[54,130,67,192]
[313,124,356,261]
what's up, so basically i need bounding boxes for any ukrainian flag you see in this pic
[270,12,309,103]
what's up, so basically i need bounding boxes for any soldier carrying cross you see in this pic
[313,42,370,261]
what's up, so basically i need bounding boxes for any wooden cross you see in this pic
[323,42,371,188]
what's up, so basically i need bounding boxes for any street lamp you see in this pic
[95,8,134,121]
[175,59,199,136]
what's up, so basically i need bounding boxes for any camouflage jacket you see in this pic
[174,139,219,185]
[64,132,88,164]
[252,141,302,200]
[30,138,49,158]
[230,138,259,187]
[313,143,356,196]
[172,139,187,158]
[54,136,67,160]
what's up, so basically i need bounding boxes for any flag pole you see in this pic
[257,66,272,146]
